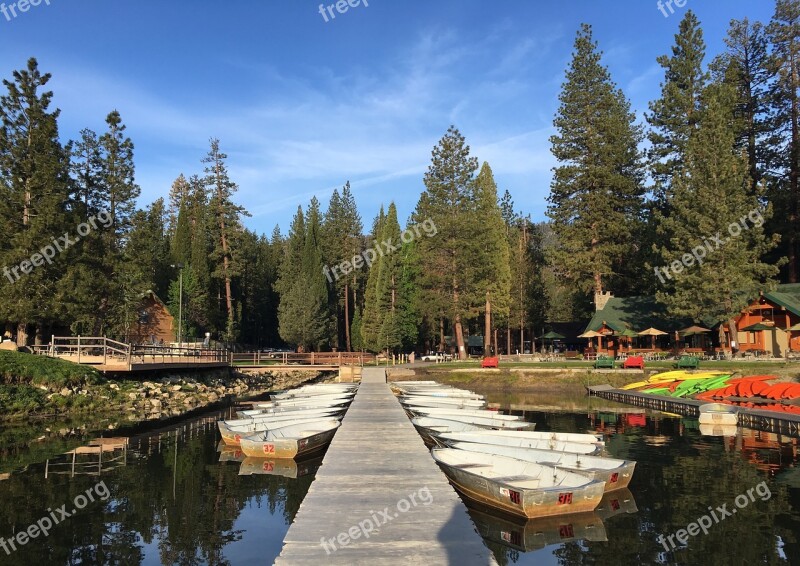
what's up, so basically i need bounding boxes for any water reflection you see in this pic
[468,489,637,553]
[472,387,800,565]
[0,410,317,566]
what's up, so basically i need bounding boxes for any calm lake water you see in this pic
[0,387,798,565]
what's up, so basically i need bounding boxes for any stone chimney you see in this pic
[594,291,613,311]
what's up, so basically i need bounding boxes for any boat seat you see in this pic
[452,463,492,469]
[492,475,534,483]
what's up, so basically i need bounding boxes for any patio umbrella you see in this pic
[578,330,604,338]
[637,327,667,349]
[788,323,800,331]
[542,331,566,340]
[679,325,711,336]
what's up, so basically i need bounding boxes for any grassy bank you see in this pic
[394,361,800,391]
[0,351,105,415]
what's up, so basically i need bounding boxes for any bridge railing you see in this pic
[231,351,375,366]
[31,336,230,367]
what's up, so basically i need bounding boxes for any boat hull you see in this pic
[438,460,605,519]
[239,426,338,459]
[450,442,635,492]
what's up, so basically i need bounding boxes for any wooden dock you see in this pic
[588,384,800,438]
[275,367,497,565]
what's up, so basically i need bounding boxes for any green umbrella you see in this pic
[542,331,565,340]
[741,322,777,332]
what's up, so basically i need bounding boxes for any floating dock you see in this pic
[588,384,800,438]
[275,367,497,565]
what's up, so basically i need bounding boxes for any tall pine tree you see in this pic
[547,24,645,296]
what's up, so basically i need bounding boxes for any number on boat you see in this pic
[610,472,619,483]
[263,444,275,454]
[558,492,573,505]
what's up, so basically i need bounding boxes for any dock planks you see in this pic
[275,368,497,565]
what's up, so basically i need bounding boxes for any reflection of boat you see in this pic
[239,419,341,459]
[593,488,638,520]
[699,423,739,437]
[448,442,635,492]
[467,502,607,552]
[218,444,246,463]
[238,455,324,478]
[698,403,738,425]
[432,448,605,518]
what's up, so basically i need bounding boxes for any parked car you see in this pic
[420,351,453,362]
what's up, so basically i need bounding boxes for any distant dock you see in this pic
[588,384,800,438]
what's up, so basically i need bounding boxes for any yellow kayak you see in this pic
[621,381,650,390]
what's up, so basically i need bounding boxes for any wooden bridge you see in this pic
[31,336,376,373]
[32,336,230,372]
[275,367,497,565]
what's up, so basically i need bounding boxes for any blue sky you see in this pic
[0,0,775,235]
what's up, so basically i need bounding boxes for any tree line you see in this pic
[2,1,798,355]
[548,2,800,346]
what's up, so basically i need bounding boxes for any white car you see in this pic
[420,352,453,362]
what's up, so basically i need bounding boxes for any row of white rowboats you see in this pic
[393,380,637,519]
[216,383,357,459]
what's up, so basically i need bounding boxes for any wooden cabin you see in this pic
[730,284,800,357]
[124,291,176,345]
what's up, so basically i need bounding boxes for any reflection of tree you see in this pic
[0,424,315,565]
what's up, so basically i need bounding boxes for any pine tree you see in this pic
[277,201,331,350]
[767,0,800,281]
[322,181,363,350]
[412,126,479,360]
[655,83,780,336]
[167,174,191,238]
[712,18,772,193]
[202,138,249,342]
[350,306,364,351]
[473,162,511,354]
[100,110,140,249]
[547,24,645,295]
[361,207,385,350]
[647,10,708,210]
[0,58,73,344]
